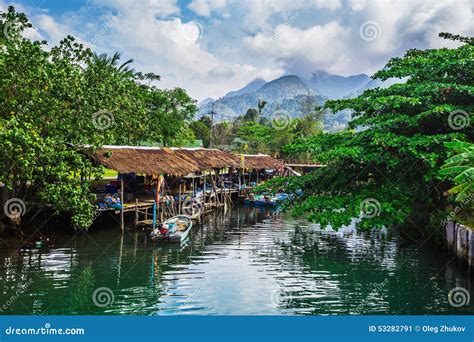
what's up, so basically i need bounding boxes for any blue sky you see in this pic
[2,0,473,101]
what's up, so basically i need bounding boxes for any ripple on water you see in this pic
[0,206,471,315]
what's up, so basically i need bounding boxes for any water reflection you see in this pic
[0,205,472,315]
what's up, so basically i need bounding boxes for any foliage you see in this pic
[0,7,196,229]
[440,141,474,202]
[268,33,473,231]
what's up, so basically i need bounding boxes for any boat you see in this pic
[244,192,289,207]
[150,215,193,243]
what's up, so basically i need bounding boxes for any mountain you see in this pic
[199,97,214,107]
[346,77,404,98]
[307,70,371,99]
[198,75,321,119]
[256,75,314,101]
[197,70,403,132]
[224,78,266,98]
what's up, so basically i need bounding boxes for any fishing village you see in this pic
[86,145,306,234]
[0,2,473,317]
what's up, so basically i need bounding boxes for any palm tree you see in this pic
[92,52,135,75]
[257,99,267,116]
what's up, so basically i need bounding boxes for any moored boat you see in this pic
[150,215,193,243]
[244,192,289,207]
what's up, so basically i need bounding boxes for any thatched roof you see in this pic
[240,154,284,170]
[87,146,283,175]
[167,148,241,170]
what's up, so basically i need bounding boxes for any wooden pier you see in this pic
[87,146,285,231]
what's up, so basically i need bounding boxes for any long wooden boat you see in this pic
[150,215,193,243]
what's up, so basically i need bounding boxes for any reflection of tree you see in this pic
[69,265,95,314]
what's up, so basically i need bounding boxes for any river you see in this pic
[0,205,472,315]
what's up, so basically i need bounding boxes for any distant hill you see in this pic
[224,78,266,98]
[198,75,322,120]
[346,77,404,98]
[306,70,370,99]
[199,97,215,107]
[198,70,402,131]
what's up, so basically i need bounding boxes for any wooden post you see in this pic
[120,178,124,233]
[155,177,159,225]
[238,170,242,197]
[178,183,182,214]
[134,198,139,227]
[202,174,206,221]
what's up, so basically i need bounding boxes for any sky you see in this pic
[1,0,473,101]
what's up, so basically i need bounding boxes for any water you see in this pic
[0,205,472,315]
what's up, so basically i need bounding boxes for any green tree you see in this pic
[190,120,211,147]
[0,7,196,230]
[440,141,474,202]
[257,99,267,116]
[243,108,259,122]
[268,33,473,231]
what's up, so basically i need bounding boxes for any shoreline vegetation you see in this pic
[0,5,473,253]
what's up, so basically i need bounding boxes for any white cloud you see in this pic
[5,0,473,100]
[187,0,228,17]
[33,14,65,43]
[244,22,352,75]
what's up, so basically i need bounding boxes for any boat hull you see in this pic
[151,215,193,243]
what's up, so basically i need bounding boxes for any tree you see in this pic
[92,52,134,75]
[190,120,211,147]
[257,99,267,116]
[440,141,474,202]
[243,108,259,122]
[0,7,196,230]
[268,33,473,232]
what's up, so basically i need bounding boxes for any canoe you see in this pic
[150,215,193,243]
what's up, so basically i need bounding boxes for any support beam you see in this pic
[120,178,124,233]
